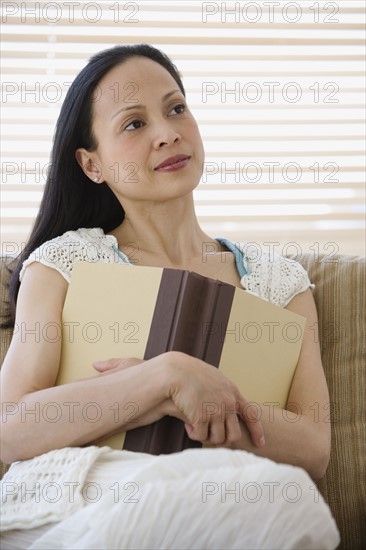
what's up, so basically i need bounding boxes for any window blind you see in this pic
[1,0,365,259]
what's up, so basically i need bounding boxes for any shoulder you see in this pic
[238,243,314,307]
[19,228,123,283]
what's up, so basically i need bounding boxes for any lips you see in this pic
[154,154,191,171]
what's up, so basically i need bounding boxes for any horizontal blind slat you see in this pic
[1,0,364,255]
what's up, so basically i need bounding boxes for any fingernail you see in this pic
[259,436,265,447]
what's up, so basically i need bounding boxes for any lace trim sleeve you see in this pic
[241,248,314,308]
[18,228,120,283]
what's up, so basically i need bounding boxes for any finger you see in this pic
[238,400,265,448]
[185,421,209,443]
[207,418,226,445]
[92,358,122,371]
[224,408,242,444]
[92,357,142,372]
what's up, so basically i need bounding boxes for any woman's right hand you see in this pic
[161,351,265,449]
[93,351,265,449]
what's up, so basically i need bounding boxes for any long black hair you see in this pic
[4,44,186,325]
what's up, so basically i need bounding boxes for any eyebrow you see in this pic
[111,89,182,120]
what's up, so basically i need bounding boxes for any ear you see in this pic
[75,148,103,183]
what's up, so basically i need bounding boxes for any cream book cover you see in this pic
[57,261,306,450]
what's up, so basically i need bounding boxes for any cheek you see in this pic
[190,123,205,162]
[189,119,204,146]
[97,141,130,173]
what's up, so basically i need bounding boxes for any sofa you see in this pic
[0,253,365,549]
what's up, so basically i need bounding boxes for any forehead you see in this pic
[93,56,181,116]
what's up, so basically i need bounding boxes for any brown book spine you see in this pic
[123,269,235,455]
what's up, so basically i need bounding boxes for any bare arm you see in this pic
[0,262,264,463]
[224,289,331,480]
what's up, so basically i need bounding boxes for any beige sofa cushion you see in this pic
[1,256,15,479]
[297,253,366,550]
[0,253,365,548]
[0,257,14,366]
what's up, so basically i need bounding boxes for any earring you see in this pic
[93,175,100,183]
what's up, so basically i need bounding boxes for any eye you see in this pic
[124,119,144,131]
[169,103,186,116]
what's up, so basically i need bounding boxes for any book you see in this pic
[57,261,306,454]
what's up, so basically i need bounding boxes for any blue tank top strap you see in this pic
[111,244,131,264]
[215,237,248,278]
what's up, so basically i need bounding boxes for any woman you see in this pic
[0,44,339,549]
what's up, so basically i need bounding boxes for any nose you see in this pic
[152,119,181,149]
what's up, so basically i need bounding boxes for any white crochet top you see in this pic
[0,446,111,531]
[19,227,313,307]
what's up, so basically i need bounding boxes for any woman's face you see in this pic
[77,56,205,205]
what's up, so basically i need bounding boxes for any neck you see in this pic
[109,194,220,267]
